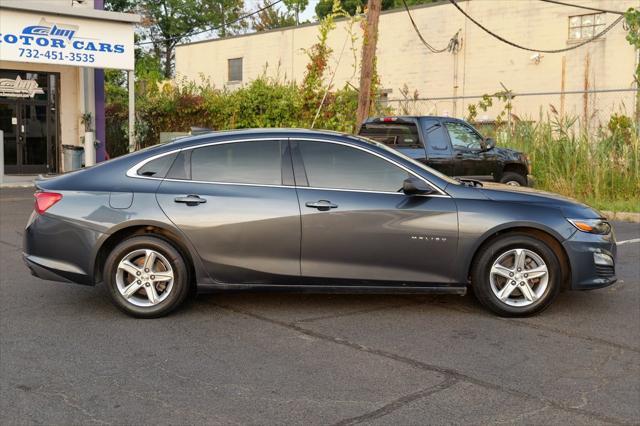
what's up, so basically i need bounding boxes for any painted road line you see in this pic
[617,238,640,246]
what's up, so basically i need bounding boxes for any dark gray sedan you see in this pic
[23,129,616,317]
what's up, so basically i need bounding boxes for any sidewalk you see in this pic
[0,175,36,188]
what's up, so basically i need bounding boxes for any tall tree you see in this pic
[252,0,297,31]
[283,0,309,25]
[315,0,437,19]
[114,0,244,78]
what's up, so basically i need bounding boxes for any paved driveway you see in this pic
[1,187,638,425]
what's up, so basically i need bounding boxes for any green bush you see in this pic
[116,76,360,151]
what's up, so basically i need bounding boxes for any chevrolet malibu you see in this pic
[24,129,616,318]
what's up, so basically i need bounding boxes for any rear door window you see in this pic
[191,140,283,185]
[422,120,452,157]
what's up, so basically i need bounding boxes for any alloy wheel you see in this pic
[489,248,549,307]
[115,249,174,307]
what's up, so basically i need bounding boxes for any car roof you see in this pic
[167,128,354,148]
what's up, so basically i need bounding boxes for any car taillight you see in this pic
[34,192,62,214]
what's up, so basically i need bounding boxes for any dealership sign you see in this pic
[0,10,134,70]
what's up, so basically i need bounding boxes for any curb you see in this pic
[0,183,35,189]
[602,211,640,223]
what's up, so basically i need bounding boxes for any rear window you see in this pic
[137,153,177,178]
[359,123,422,148]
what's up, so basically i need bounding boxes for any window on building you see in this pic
[568,13,605,41]
[228,58,243,82]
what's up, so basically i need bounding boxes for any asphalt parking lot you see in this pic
[1,187,638,425]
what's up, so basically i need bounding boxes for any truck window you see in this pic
[445,122,484,151]
[422,120,451,156]
[359,123,422,149]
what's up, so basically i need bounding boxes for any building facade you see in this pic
[175,0,637,126]
[0,0,138,178]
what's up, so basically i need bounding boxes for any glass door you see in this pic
[20,103,49,174]
[0,101,19,174]
[0,70,58,175]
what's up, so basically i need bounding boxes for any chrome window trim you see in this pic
[125,137,285,180]
[162,178,294,189]
[126,148,183,179]
[126,136,449,197]
[157,178,447,197]
[296,186,449,198]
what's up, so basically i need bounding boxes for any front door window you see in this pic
[445,122,484,151]
[297,141,410,192]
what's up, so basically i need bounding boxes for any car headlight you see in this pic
[567,218,611,234]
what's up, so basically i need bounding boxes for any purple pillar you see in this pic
[94,0,107,162]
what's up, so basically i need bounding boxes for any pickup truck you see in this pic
[359,116,534,186]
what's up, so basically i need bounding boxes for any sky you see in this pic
[186,0,320,43]
[245,0,320,23]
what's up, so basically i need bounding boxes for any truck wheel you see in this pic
[471,234,561,317]
[500,172,527,186]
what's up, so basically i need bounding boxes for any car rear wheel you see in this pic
[499,172,527,186]
[471,234,561,317]
[104,236,190,318]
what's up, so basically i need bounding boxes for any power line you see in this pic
[136,0,284,46]
[538,0,626,16]
[447,0,624,54]
[401,0,460,53]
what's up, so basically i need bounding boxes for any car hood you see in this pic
[480,182,603,219]
[492,146,522,160]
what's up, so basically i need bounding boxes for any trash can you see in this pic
[62,145,84,172]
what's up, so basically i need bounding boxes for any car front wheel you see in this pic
[471,234,562,317]
[104,235,190,318]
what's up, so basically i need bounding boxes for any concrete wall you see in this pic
[175,0,638,125]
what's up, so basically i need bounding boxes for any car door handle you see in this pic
[174,194,206,206]
[305,200,338,211]
[455,152,464,159]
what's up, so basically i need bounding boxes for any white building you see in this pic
[0,0,139,180]
[176,0,637,125]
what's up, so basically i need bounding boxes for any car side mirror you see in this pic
[402,177,434,195]
[484,138,496,151]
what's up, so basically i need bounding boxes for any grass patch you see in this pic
[489,115,640,213]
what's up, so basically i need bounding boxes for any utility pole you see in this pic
[356,0,382,133]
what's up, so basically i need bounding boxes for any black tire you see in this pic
[471,234,562,317]
[104,235,190,318]
[499,172,527,186]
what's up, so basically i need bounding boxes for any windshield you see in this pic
[350,134,461,186]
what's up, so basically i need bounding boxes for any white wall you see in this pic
[176,0,637,125]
